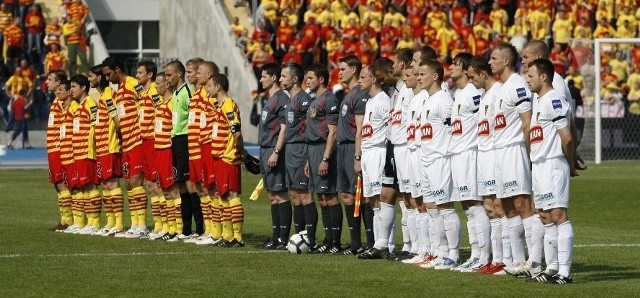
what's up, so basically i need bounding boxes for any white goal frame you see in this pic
[593,38,640,164]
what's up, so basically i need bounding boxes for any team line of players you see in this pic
[47,57,248,247]
[257,40,574,284]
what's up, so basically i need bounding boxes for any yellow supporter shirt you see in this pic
[396,38,414,50]
[490,8,508,34]
[565,74,584,90]
[427,11,447,30]
[436,27,457,56]
[552,19,573,44]
[473,24,491,40]
[317,9,333,26]
[573,24,592,39]
[363,10,383,32]
[609,59,630,81]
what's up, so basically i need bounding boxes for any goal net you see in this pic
[569,38,640,164]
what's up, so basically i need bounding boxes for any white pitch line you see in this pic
[0,243,638,259]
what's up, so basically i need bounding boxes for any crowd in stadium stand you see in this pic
[232,0,640,119]
[1,0,88,148]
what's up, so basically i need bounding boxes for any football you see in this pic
[286,231,310,254]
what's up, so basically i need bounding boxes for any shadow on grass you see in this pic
[574,263,640,282]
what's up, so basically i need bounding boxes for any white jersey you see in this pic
[530,89,570,163]
[493,73,532,149]
[553,72,574,114]
[450,83,482,154]
[478,82,501,152]
[390,84,413,145]
[362,91,391,150]
[407,90,428,150]
[420,89,453,163]
[441,82,450,93]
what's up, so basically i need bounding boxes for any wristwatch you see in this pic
[322,156,329,162]
[273,148,280,155]
[354,155,361,161]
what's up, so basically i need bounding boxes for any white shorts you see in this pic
[362,147,386,198]
[477,149,497,196]
[421,156,452,205]
[451,149,480,201]
[495,143,532,199]
[394,144,411,194]
[532,157,570,210]
[409,148,422,199]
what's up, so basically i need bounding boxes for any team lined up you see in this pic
[257,40,575,284]
[47,57,248,247]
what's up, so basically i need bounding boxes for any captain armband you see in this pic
[230,123,241,133]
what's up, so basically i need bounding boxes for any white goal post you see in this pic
[593,38,640,164]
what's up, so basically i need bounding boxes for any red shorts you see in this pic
[201,143,215,187]
[212,158,241,197]
[63,163,76,189]
[141,139,155,182]
[123,144,144,179]
[96,153,122,181]
[48,151,64,184]
[189,158,203,183]
[151,148,176,189]
[74,159,98,188]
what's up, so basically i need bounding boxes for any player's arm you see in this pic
[519,110,532,154]
[225,102,246,161]
[268,98,287,167]
[557,125,576,176]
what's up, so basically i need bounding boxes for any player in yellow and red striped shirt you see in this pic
[69,74,101,235]
[181,58,206,240]
[205,73,246,247]
[151,72,180,240]
[88,65,125,236]
[102,57,149,238]
[135,60,168,239]
[191,61,219,245]
[46,70,72,231]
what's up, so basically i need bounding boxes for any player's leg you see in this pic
[433,157,460,270]
[337,143,362,254]
[357,147,388,259]
[380,144,398,254]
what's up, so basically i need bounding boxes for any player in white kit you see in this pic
[467,56,512,275]
[488,43,535,276]
[357,61,393,259]
[390,48,417,260]
[447,53,492,272]
[525,59,576,284]
[416,60,460,270]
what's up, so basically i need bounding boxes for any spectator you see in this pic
[609,51,630,83]
[5,88,31,149]
[3,18,23,67]
[565,66,584,91]
[230,16,244,38]
[0,3,12,53]
[5,66,31,96]
[67,0,88,26]
[44,43,66,73]
[44,17,62,48]
[62,15,87,75]
[18,57,33,79]
[24,3,43,55]
[18,0,32,24]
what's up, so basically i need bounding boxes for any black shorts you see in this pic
[171,135,189,183]
[285,142,309,191]
[382,141,398,189]
[336,142,356,193]
[308,143,337,194]
[260,147,287,193]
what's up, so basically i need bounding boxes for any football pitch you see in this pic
[1,163,639,297]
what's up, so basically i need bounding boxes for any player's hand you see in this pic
[268,152,278,168]
[304,161,310,177]
[319,160,329,177]
[354,160,362,176]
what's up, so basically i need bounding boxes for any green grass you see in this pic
[1,163,640,297]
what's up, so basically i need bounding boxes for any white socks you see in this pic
[428,209,446,257]
[470,205,491,265]
[543,223,559,274]
[528,214,545,267]
[464,209,479,259]
[490,218,503,264]
[501,216,512,265]
[400,201,411,252]
[557,221,574,277]
[407,209,419,254]
[417,212,430,257]
[508,215,526,264]
[373,207,382,249]
[375,202,395,250]
[388,221,396,253]
[523,215,533,254]
[441,208,460,261]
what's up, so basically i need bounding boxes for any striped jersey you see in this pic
[137,82,159,140]
[154,96,173,150]
[95,87,120,157]
[72,96,98,160]
[200,94,216,145]
[60,100,79,165]
[115,76,142,152]
[210,97,242,164]
[187,87,207,160]
[46,98,64,153]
